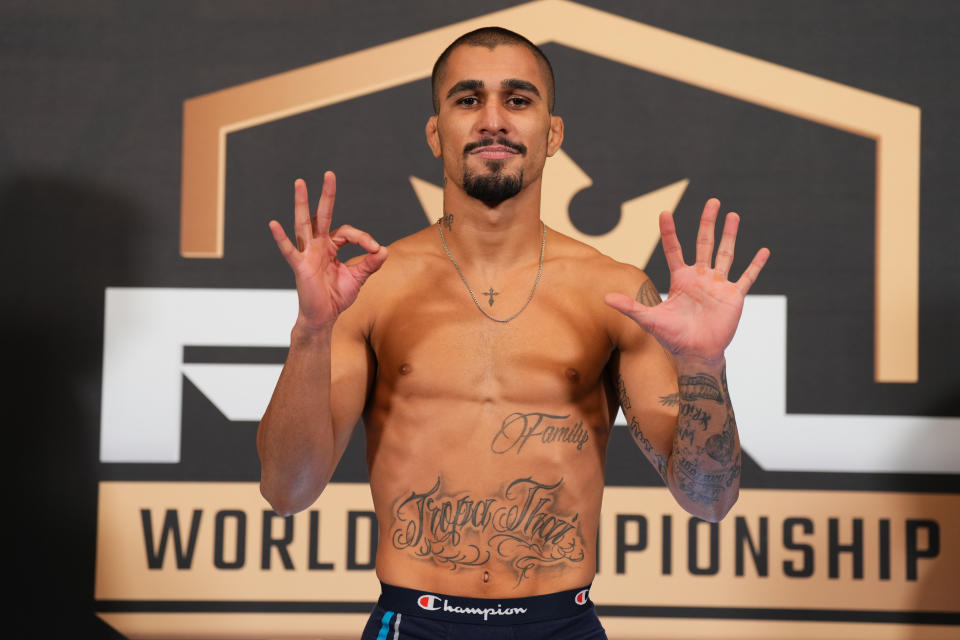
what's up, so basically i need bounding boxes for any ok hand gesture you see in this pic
[269,171,388,331]
[605,198,770,364]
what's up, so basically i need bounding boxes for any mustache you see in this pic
[463,136,527,156]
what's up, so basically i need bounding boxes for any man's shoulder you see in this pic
[545,228,663,350]
[352,226,442,283]
[546,226,652,289]
[342,225,444,316]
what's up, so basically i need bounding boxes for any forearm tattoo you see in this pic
[391,476,585,585]
[670,369,741,505]
[616,376,631,410]
[677,374,724,403]
[658,392,679,406]
[628,416,668,481]
[621,371,741,506]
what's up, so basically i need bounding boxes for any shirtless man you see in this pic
[257,27,769,639]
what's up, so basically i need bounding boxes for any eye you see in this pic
[456,96,480,107]
[506,96,531,108]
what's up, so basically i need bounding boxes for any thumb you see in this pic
[604,293,656,332]
[348,246,389,285]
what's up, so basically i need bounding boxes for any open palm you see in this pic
[605,198,770,363]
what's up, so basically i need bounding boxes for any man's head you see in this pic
[431,27,556,115]
[426,27,563,206]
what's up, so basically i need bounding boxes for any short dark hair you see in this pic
[431,26,555,114]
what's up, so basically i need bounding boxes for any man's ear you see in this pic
[547,115,564,157]
[425,116,442,158]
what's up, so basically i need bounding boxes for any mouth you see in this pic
[463,137,527,159]
[470,145,519,160]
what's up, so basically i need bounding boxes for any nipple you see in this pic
[565,367,580,382]
[399,363,412,375]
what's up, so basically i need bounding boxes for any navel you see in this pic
[482,570,490,583]
[399,363,412,375]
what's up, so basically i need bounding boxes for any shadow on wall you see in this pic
[2,174,141,639]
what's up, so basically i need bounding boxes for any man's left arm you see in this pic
[612,298,741,522]
[608,198,769,522]
[667,354,740,521]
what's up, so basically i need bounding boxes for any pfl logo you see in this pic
[418,594,442,611]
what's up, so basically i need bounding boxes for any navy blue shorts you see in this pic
[360,582,607,639]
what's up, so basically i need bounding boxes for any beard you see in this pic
[460,136,527,205]
[462,162,524,205]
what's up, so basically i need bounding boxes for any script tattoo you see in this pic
[679,402,711,430]
[440,212,454,230]
[617,374,667,480]
[635,280,662,307]
[391,476,584,584]
[491,412,589,454]
[616,375,631,410]
[628,416,668,481]
[672,453,737,504]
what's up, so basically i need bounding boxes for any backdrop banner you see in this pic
[5,1,958,639]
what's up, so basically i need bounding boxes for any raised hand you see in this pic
[269,171,388,331]
[605,198,770,364]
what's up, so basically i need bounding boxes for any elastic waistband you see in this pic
[377,581,593,626]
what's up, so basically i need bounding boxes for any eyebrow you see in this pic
[445,78,542,99]
[501,78,541,97]
[446,79,483,99]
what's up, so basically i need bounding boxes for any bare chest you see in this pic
[370,285,613,406]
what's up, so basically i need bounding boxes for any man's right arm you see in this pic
[256,172,386,516]
[257,319,373,515]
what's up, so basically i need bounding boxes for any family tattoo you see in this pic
[391,476,585,584]
[490,411,589,454]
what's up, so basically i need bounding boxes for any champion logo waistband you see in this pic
[379,582,592,626]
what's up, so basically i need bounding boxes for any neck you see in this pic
[439,174,544,274]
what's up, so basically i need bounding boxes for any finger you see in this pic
[268,220,298,267]
[658,211,686,273]
[714,212,740,277]
[294,178,312,251]
[314,170,337,237]
[347,246,389,284]
[734,247,771,295]
[330,224,382,253]
[695,198,721,268]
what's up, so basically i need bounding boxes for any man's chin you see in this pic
[483,159,507,172]
[463,171,524,204]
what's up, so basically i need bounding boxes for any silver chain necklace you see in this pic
[436,217,545,323]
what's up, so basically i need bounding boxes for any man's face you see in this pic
[426,44,563,206]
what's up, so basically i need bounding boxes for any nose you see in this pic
[477,101,508,136]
